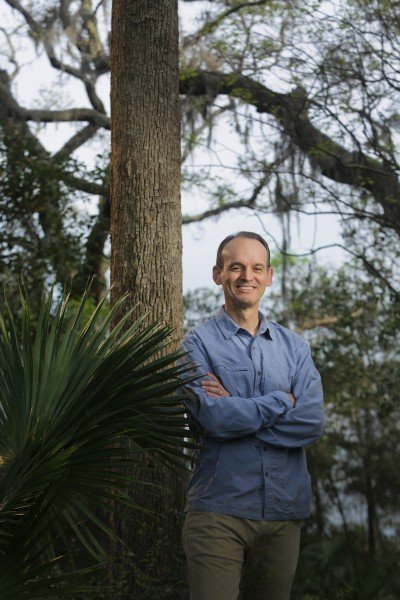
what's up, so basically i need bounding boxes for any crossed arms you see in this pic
[182,332,324,449]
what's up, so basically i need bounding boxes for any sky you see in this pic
[180,1,345,290]
[0,0,346,292]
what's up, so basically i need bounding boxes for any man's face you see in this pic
[212,237,273,311]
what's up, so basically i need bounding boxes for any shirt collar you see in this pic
[215,306,273,340]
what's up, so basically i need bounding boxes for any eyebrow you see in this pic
[228,262,266,268]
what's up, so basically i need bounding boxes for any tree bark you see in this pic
[110,1,184,597]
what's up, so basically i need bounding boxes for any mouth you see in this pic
[236,286,256,292]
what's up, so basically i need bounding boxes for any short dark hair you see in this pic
[216,231,271,269]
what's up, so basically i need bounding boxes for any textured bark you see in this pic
[110,0,182,329]
[109,1,184,597]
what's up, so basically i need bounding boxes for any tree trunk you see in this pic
[362,411,380,557]
[109,1,184,597]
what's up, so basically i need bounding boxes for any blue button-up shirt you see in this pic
[181,307,324,521]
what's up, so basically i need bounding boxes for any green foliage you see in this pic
[184,287,222,329]
[0,125,89,312]
[280,262,400,597]
[293,528,400,599]
[0,288,193,597]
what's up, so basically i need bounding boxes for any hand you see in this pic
[288,392,296,406]
[201,372,230,398]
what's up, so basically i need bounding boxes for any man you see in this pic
[181,232,324,600]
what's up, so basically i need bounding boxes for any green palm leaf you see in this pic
[0,288,194,597]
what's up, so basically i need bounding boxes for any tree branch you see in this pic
[182,1,273,49]
[54,124,100,158]
[179,69,400,229]
[24,107,109,127]
[297,308,364,333]
[61,173,107,195]
[0,76,110,127]
[5,0,110,96]
[4,0,39,33]
[0,66,108,296]
[71,194,110,302]
[59,0,73,29]
[182,174,268,223]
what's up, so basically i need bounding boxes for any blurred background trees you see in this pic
[0,0,399,301]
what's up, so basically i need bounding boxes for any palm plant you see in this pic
[0,289,193,598]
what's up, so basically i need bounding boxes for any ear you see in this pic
[266,267,274,287]
[212,265,222,285]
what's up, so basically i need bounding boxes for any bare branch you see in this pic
[297,308,364,333]
[84,80,107,113]
[183,0,273,49]
[0,75,110,127]
[179,69,400,229]
[183,199,254,223]
[22,106,110,128]
[0,26,20,79]
[5,0,110,90]
[62,173,107,195]
[59,0,73,29]
[54,123,100,158]
[182,174,268,223]
[80,0,106,61]
[4,0,40,34]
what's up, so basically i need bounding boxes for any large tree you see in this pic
[108,1,184,597]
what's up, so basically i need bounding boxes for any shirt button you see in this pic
[258,371,261,375]
[265,471,269,477]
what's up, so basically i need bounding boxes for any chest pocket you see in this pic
[211,362,253,398]
[263,374,291,394]
[265,358,293,394]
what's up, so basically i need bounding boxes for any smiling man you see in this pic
[181,232,324,600]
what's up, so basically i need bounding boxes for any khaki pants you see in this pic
[182,511,302,600]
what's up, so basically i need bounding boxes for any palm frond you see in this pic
[0,288,195,596]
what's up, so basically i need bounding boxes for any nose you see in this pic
[240,266,252,280]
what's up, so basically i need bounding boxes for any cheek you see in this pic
[225,277,237,287]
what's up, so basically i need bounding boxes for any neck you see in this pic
[223,304,260,336]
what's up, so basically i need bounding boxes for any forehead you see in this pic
[221,237,268,265]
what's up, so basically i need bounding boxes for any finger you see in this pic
[202,383,223,394]
[201,381,219,389]
[202,387,221,395]
[206,372,220,383]
[201,381,217,388]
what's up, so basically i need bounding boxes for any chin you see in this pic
[234,298,256,308]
